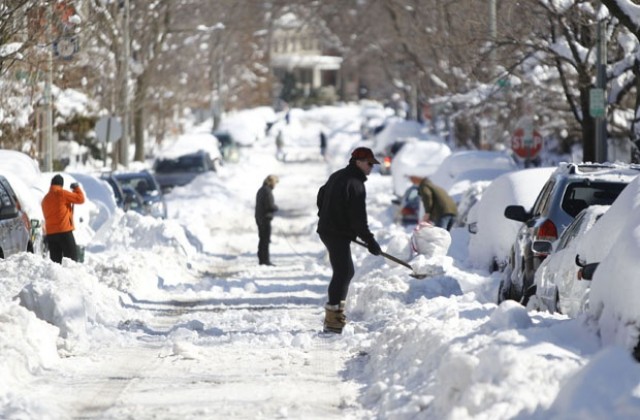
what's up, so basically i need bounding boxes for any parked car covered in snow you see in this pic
[532,205,609,316]
[574,175,640,358]
[390,138,451,197]
[0,175,31,258]
[499,162,640,305]
[113,170,167,218]
[372,117,429,155]
[430,150,520,193]
[378,139,408,176]
[467,167,556,273]
[0,150,47,256]
[153,150,218,192]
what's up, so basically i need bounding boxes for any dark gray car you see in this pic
[153,150,218,192]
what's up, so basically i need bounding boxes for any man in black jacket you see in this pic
[317,147,382,333]
[255,175,279,266]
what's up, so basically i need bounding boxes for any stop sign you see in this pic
[511,127,543,159]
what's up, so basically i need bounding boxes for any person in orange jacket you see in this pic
[41,174,85,263]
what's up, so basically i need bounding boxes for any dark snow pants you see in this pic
[320,233,354,305]
[46,231,77,264]
[257,219,272,264]
[436,214,456,231]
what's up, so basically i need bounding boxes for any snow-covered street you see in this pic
[3,106,640,419]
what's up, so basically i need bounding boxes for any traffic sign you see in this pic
[590,88,605,118]
[511,127,543,159]
[53,35,78,60]
[95,116,123,143]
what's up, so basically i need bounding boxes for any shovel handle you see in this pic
[352,239,414,271]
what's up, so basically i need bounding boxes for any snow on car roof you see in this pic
[157,132,221,159]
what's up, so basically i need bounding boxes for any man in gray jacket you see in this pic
[255,175,279,266]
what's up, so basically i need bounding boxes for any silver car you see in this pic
[532,205,609,316]
[0,175,31,258]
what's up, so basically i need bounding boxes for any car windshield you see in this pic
[116,175,158,196]
[155,156,205,173]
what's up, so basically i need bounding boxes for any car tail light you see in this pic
[383,156,391,168]
[401,207,416,216]
[536,219,558,242]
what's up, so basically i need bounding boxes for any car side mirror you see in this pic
[532,240,553,255]
[467,222,478,234]
[579,263,599,281]
[504,205,530,222]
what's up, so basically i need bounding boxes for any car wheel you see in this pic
[553,288,561,314]
[497,280,506,303]
[521,284,536,307]
[633,336,640,362]
[497,278,516,304]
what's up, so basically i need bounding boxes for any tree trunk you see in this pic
[133,73,148,162]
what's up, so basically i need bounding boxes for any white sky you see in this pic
[2,104,640,419]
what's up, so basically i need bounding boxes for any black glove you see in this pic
[367,240,382,256]
[70,182,79,190]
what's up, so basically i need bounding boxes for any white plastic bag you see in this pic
[410,221,451,258]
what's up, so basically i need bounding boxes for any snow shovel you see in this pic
[353,240,427,279]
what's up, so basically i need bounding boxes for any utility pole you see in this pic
[487,0,498,150]
[43,1,54,172]
[594,18,608,162]
[120,0,131,168]
[198,23,225,131]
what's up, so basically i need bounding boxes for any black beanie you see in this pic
[51,174,64,186]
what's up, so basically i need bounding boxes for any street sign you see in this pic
[511,127,543,159]
[95,116,122,143]
[53,35,78,60]
[590,88,605,118]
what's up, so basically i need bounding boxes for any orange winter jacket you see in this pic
[41,185,85,235]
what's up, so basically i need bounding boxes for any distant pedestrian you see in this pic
[319,131,327,160]
[275,130,284,161]
[412,176,457,231]
[41,174,85,263]
[255,175,279,266]
[317,147,382,334]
